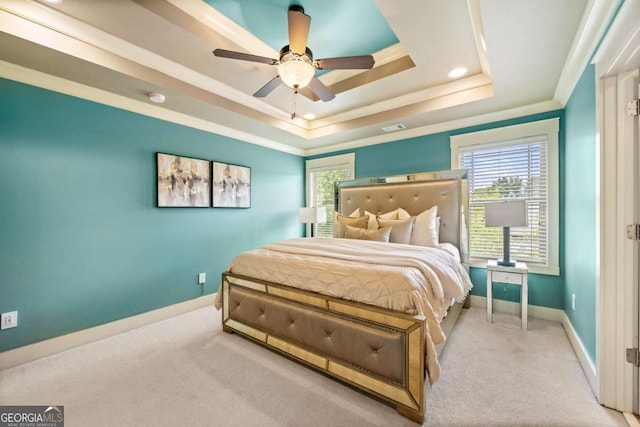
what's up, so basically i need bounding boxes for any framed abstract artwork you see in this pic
[156,153,211,207]
[212,161,251,208]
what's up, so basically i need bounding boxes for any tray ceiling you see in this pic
[0,0,606,155]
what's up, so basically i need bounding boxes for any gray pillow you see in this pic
[376,217,416,244]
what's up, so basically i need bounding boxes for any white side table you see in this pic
[486,260,528,330]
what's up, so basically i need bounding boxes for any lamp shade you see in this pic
[485,201,527,227]
[299,206,327,224]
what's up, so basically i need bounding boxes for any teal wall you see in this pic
[308,110,566,309]
[0,67,598,359]
[564,64,597,362]
[0,78,304,352]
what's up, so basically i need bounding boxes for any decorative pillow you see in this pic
[410,205,439,247]
[345,225,392,242]
[332,208,360,237]
[397,207,411,220]
[377,217,416,244]
[334,214,368,238]
[364,209,399,230]
[333,208,360,222]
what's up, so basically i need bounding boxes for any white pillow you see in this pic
[395,207,441,245]
[377,217,416,244]
[398,208,440,231]
[410,205,439,247]
[364,209,399,229]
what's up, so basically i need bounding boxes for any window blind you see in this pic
[458,135,548,265]
[309,165,352,237]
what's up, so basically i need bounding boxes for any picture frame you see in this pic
[212,161,251,208]
[156,153,211,207]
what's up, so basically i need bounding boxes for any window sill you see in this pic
[469,259,560,276]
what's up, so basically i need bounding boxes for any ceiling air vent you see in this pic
[382,124,406,133]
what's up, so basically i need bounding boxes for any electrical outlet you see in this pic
[1,311,18,330]
[572,294,576,311]
[198,273,206,285]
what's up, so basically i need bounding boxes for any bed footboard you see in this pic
[221,272,427,423]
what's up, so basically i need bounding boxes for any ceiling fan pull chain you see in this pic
[291,87,298,120]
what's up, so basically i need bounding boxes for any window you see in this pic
[305,153,355,237]
[451,118,559,275]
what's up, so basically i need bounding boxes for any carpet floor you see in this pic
[0,306,628,426]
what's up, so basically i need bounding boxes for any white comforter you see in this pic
[217,237,473,382]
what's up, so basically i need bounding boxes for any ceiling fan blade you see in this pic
[288,6,311,55]
[308,77,335,102]
[213,49,278,66]
[253,76,282,98]
[315,55,375,70]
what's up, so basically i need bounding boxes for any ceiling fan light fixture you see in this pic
[278,60,315,89]
[278,47,315,90]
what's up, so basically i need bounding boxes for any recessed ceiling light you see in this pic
[303,113,315,120]
[148,92,166,104]
[448,67,468,79]
[42,0,63,4]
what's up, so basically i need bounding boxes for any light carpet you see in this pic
[0,306,628,426]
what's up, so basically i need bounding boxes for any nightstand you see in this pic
[486,260,528,330]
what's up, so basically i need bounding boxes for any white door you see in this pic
[637,82,640,416]
[599,69,639,415]
[594,1,640,414]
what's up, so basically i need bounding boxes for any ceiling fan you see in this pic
[213,5,375,103]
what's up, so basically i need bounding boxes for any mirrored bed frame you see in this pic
[220,169,469,423]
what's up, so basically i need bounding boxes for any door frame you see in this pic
[593,0,640,414]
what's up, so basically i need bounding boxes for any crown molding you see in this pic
[2,58,565,159]
[303,100,562,157]
[592,0,640,76]
[0,60,305,156]
[553,0,620,106]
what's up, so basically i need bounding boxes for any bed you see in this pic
[216,170,471,423]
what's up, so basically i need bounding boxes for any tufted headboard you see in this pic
[337,173,468,259]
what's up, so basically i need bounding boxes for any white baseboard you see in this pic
[469,295,563,321]
[469,295,597,396]
[0,294,217,371]
[560,311,598,397]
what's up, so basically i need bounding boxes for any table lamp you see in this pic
[485,200,528,267]
[299,206,327,237]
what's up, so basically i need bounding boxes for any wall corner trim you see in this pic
[0,294,217,371]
